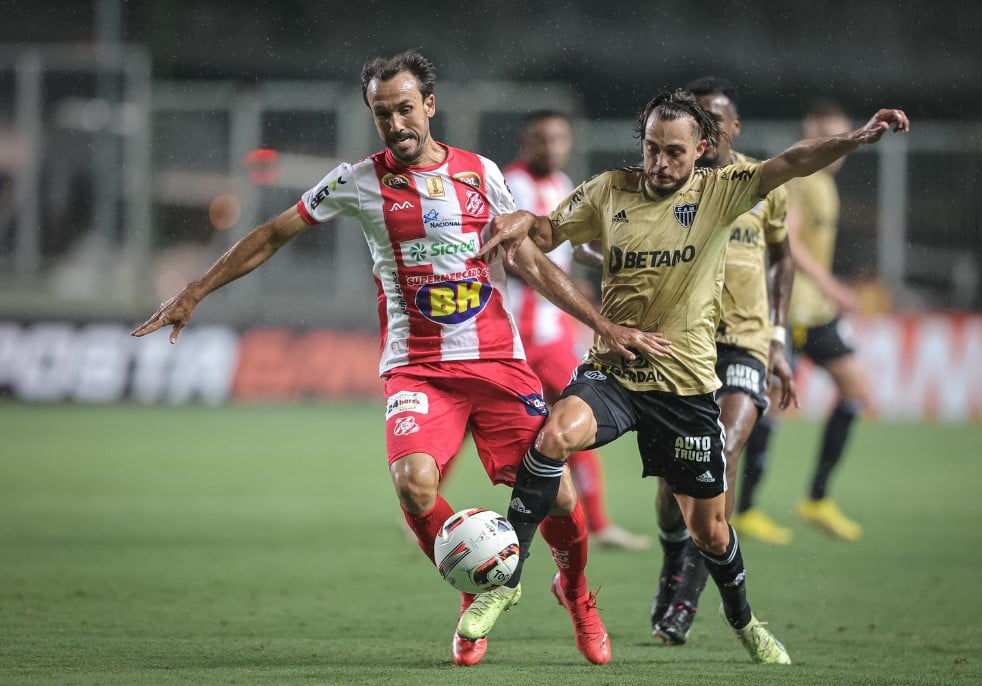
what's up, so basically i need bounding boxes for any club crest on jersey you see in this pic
[393,416,420,436]
[673,202,698,228]
[452,171,482,189]
[414,277,493,325]
[464,190,486,217]
[382,173,409,188]
[425,177,445,197]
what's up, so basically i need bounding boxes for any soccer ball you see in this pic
[434,508,520,594]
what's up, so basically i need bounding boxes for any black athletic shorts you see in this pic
[560,364,725,499]
[715,344,770,415]
[792,317,856,366]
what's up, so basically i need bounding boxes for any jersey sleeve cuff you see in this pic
[296,200,317,225]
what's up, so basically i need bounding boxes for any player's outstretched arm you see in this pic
[510,238,670,361]
[131,206,310,343]
[572,240,604,271]
[759,108,910,197]
[477,210,557,264]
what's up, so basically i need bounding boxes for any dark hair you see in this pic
[360,50,437,107]
[521,109,569,128]
[634,89,726,150]
[684,75,740,111]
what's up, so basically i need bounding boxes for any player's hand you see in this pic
[828,279,859,316]
[768,342,799,410]
[130,287,200,344]
[478,211,536,265]
[597,321,671,361]
[855,109,909,145]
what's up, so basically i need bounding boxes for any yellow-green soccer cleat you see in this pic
[796,498,862,541]
[725,610,791,665]
[456,584,521,640]
[731,508,793,545]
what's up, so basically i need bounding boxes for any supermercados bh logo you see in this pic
[422,209,462,229]
[405,237,478,264]
[607,244,696,273]
[408,268,493,325]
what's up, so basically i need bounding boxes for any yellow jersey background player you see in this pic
[743,100,870,542]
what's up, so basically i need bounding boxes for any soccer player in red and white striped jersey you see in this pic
[503,110,650,552]
[132,51,670,667]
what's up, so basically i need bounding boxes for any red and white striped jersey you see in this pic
[298,144,525,375]
[502,161,576,346]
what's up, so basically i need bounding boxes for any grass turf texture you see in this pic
[1,403,980,685]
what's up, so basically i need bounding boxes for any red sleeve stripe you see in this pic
[296,200,317,225]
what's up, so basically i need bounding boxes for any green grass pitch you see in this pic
[1,403,980,685]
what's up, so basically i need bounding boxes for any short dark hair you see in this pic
[634,89,726,150]
[685,75,740,112]
[521,109,569,129]
[360,50,437,107]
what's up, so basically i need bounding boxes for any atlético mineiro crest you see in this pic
[673,202,698,229]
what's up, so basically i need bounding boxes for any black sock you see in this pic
[698,525,752,629]
[810,400,860,500]
[505,446,565,587]
[652,525,690,620]
[739,417,773,513]
[658,524,690,560]
[674,539,711,609]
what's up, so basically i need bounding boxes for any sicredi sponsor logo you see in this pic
[405,237,478,263]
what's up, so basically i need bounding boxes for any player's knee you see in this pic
[535,418,587,459]
[689,520,730,556]
[389,458,439,514]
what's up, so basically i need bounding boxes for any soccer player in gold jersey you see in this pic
[475,90,908,664]
[743,100,870,541]
[647,76,798,645]
[571,78,800,644]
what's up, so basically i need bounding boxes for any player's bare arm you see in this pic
[766,235,798,409]
[786,207,858,314]
[130,206,310,343]
[477,210,557,264]
[572,240,604,271]
[509,239,670,361]
[759,109,910,197]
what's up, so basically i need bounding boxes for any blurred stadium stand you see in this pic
[0,42,979,325]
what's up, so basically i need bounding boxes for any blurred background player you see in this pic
[503,110,651,552]
[742,100,870,542]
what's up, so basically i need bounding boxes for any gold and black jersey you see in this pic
[716,152,788,366]
[550,162,763,394]
[787,170,840,328]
